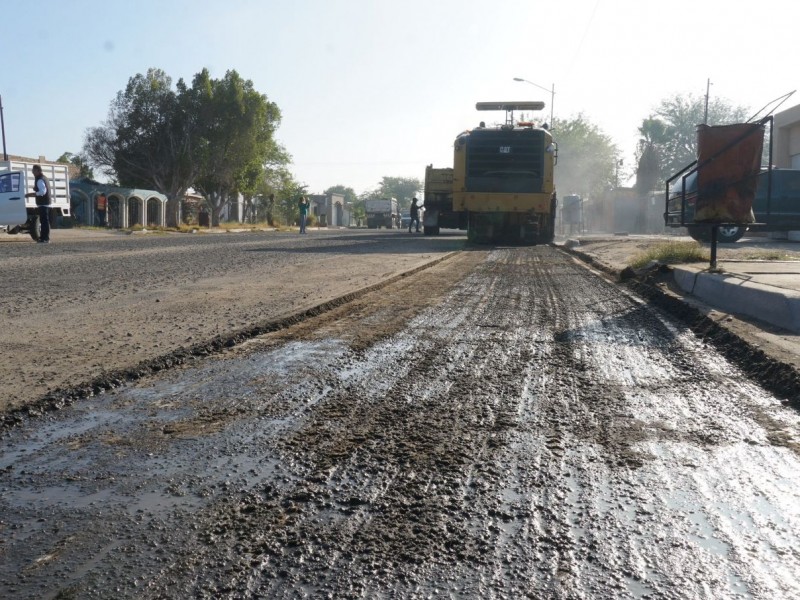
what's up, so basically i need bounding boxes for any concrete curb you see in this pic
[672,266,800,333]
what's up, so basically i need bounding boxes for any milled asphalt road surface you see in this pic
[2,236,800,599]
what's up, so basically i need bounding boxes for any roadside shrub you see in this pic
[630,241,709,269]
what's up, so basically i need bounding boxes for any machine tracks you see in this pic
[2,246,800,598]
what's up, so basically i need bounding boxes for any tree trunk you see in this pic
[166,197,181,228]
[208,191,227,227]
[266,194,275,226]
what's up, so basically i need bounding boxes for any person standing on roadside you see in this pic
[95,193,107,226]
[409,197,421,233]
[298,196,309,234]
[25,165,51,243]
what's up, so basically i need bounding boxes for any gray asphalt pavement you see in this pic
[7,227,800,334]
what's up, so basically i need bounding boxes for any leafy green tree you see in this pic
[250,161,300,226]
[190,69,283,226]
[240,139,296,225]
[57,152,94,179]
[276,182,308,226]
[83,67,290,227]
[83,68,202,226]
[637,117,669,148]
[324,184,357,205]
[553,114,618,198]
[637,93,750,183]
[634,119,664,196]
[377,176,422,210]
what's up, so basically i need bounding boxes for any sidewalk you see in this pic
[672,261,800,333]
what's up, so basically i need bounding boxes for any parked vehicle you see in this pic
[0,160,71,241]
[666,169,800,243]
[365,198,399,229]
[422,166,466,235]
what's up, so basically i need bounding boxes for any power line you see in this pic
[565,0,601,77]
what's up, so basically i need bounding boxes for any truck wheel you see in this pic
[687,225,710,242]
[28,214,40,242]
[717,225,745,243]
[547,213,557,243]
[539,216,555,244]
[687,225,744,243]
[468,214,492,244]
[467,217,478,243]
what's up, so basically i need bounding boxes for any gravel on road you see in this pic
[2,242,800,598]
[0,229,461,420]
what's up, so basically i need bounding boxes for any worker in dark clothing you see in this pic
[25,165,51,243]
[298,196,310,233]
[409,197,421,233]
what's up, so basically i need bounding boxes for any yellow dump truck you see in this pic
[422,166,466,235]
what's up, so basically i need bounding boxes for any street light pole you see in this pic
[0,94,8,161]
[513,77,555,128]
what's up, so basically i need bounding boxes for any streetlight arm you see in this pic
[513,78,555,129]
[513,77,555,95]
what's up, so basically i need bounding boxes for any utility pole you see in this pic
[0,94,8,161]
[703,78,712,124]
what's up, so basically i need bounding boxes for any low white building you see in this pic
[308,192,351,227]
[774,103,800,168]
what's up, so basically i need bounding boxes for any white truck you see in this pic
[365,197,399,229]
[0,160,71,240]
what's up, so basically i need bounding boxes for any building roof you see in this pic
[69,177,168,201]
[6,154,81,179]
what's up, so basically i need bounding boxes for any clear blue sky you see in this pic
[2,0,796,194]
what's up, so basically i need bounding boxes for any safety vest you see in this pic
[35,174,51,206]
